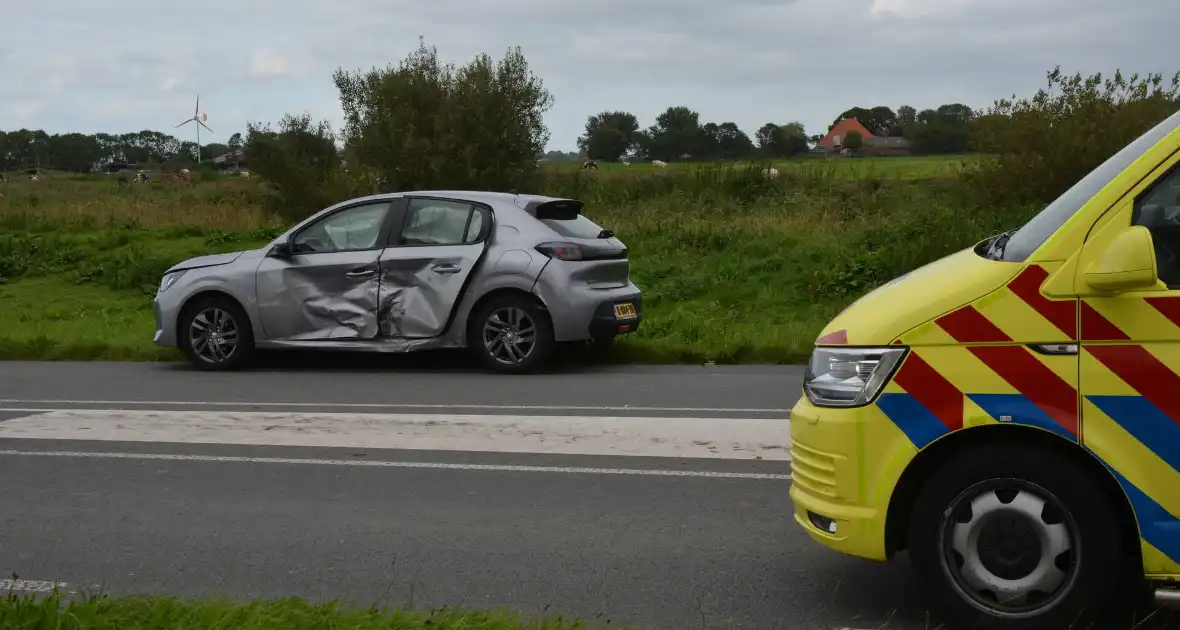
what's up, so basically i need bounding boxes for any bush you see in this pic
[333,37,553,193]
[245,113,356,222]
[965,67,1180,204]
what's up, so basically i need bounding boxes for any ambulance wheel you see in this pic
[907,443,1121,630]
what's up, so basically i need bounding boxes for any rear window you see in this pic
[541,214,606,239]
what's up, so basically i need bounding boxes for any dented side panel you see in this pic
[254,251,384,341]
[377,244,485,338]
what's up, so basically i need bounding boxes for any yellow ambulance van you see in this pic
[790,106,1180,629]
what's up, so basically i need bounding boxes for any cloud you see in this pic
[249,50,292,79]
[1,0,1177,150]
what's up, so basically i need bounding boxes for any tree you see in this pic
[227,132,244,167]
[896,105,917,134]
[577,111,639,161]
[756,122,808,157]
[907,103,975,154]
[639,106,705,161]
[968,66,1180,203]
[333,37,553,192]
[830,106,897,136]
[247,112,345,221]
[844,130,864,153]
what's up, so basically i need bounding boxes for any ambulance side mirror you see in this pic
[1084,225,1158,293]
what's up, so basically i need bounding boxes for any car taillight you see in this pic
[535,242,584,260]
[536,242,627,261]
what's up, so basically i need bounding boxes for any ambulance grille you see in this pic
[789,441,838,498]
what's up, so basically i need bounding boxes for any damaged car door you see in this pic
[255,199,397,341]
[376,197,491,338]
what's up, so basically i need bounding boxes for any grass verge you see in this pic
[0,593,612,629]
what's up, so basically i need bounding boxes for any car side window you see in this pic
[399,198,488,246]
[292,202,391,254]
[1133,165,1180,288]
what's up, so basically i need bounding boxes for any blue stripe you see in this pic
[1086,449,1180,564]
[967,393,1075,440]
[876,393,950,449]
[1087,395,1180,474]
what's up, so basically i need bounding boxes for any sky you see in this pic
[3,0,1178,152]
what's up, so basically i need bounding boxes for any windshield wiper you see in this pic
[987,230,1016,260]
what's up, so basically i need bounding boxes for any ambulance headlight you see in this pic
[804,346,908,407]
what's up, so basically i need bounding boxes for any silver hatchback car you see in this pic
[153,191,643,373]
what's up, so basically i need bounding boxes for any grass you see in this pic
[0,593,614,629]
[0,157,1036,364]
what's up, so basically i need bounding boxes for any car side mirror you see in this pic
[1084,225,1159,293]
[269,240,293,258]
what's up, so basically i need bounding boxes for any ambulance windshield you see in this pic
[994,108,1180,263]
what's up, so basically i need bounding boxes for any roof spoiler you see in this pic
[526,199,583,220]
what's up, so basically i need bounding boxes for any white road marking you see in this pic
[0,399,793,414]
[0,450,792,480]
[0,410,792,461]
[1,579,72,594]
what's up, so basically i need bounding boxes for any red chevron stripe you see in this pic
[936,306,1012,343]
[969,346,1079,437]
[892,352,964,431]
[1146,296,1180,328]
[1086,345,1180,425]
[816,329,848,345]
[1081,302,1131,341]
[1007,266,1077,338]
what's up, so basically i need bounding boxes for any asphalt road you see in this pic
[0,361,1174,630]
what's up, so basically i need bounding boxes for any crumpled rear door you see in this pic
[376,197,491,338]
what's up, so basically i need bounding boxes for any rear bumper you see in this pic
[532,262,643,342]
[588,296,643,340]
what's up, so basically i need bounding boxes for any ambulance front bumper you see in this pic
[789,397,894,562]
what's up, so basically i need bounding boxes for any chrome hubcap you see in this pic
[188,307,239,364]
[482,307,536,365]
[939,480,1079,618]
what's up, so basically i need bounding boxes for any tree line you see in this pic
[0,128,245,173]
[576,103,976,162]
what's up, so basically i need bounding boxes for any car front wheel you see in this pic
[907,443,1122,630]
[471,295,555,374]
[178,296,255,371]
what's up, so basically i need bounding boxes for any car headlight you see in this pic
[158,270,187,293]
[803,346,908,407]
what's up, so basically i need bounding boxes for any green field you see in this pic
[546,154,980,179]
[0,156,1035,364]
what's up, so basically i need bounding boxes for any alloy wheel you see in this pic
[188,307,239,364]
[481,306,537,365]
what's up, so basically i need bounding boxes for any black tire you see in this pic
[469,294,555,374]
[178,295,255,371]
[907,443,1122,630]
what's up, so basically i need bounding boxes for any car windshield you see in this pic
[992,107,1180,262]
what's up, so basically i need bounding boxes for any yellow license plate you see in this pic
[614,303,637,319]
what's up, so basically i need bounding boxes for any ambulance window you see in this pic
[1000,109,1180,263]
[1133,164,1180,288]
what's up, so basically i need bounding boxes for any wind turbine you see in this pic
[175,95,213,164]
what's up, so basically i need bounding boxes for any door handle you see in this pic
[345,266,376,278]
[431,264,462,274]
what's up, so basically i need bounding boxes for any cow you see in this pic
[652,160,668,168]
[582,160,598,171]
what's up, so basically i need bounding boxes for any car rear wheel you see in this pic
[178,295,255,371]
[471,295,555,374]
[907,443,1121,630]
